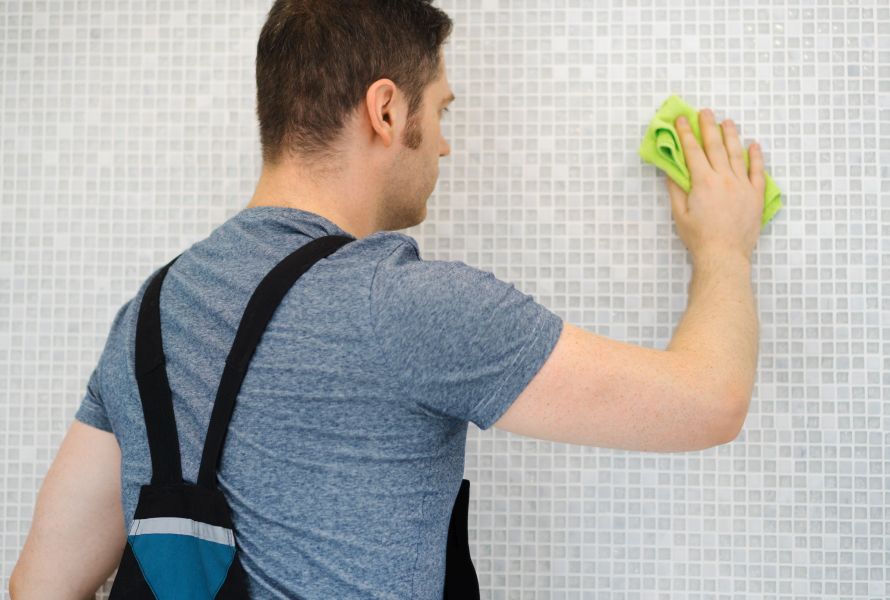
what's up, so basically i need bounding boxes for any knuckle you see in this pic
[705,129,721,146]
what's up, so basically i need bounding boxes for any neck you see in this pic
[246,162,375,239]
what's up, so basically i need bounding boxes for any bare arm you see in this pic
[666,251,759,436]
[9,420,126,599]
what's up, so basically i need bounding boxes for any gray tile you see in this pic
[2,0,888,598]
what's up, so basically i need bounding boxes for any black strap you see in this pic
[135,252,185,485]
[443,479,481,598]
[197,234,355,489]
[134,234,355,487]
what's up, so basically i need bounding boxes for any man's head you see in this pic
[249,0,456,238]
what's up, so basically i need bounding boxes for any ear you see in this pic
[365,78,400,147]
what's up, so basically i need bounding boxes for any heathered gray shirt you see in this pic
[74,206,564,599]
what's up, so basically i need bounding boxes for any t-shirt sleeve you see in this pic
[73,297,135,434]
[370,242,564,430]
[74,364,113,433]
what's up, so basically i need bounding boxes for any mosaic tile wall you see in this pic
[2,1,888,598]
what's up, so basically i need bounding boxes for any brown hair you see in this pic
[255,0,454,171]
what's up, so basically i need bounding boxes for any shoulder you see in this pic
[369,236,498,302]
[338,230,488,297]
[367,235,542,333]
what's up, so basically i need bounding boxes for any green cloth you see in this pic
[638,94,782,231]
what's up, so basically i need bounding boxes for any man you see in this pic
[10,2,562,598]
[11,0,758,598]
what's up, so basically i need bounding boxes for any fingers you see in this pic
[698,108,731,173]
[665,174,688,220]
[674,114,710,183]
[721,119,747,178]
[747,142,766,200]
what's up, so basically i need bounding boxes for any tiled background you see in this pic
[2,1,889,598]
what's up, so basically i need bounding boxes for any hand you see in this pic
[665,108,766,264]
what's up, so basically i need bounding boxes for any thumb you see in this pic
[665,174,688,221]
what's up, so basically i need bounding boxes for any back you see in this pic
[491,322,735,452]
[73,206,564,600]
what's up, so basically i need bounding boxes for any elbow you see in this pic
[8,571,21,599]
[717,392,750,444]
[8,571,29,600]
[8,567,95,600]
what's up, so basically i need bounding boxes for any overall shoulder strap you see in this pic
[197,234,355,490]
[135,252,185,485]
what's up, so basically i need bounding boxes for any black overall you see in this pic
[107,234,481,599]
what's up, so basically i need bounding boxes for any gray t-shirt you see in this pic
[74,206,564,599]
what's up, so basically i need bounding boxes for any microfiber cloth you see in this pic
[638,94,782,231]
